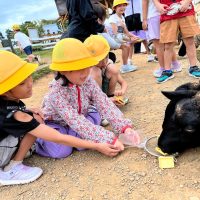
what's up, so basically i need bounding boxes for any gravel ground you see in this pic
[1,51,200,200]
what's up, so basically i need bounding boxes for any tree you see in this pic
[5,29,14,39]
[20,21,44,36]
[0,32,4,40]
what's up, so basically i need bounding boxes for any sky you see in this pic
[0,0,59,37]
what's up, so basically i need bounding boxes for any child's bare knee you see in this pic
[164,43,174,51]
[107,65,119,78]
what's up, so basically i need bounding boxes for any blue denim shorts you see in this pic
[23,45,33,55]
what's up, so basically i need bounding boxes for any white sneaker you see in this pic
[120,64,138,74]
[171,62,182,73]
[147,54,155,62]
[0,163,43,185]
[153,68,164,78]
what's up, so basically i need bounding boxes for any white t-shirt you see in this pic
[147,0,160,19]
[104,18,113,35]
[14,32,31,49]
[108,14,126,36]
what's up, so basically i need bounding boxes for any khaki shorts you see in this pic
[160,15,200,43]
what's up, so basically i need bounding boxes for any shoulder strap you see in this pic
[131,0,134,14]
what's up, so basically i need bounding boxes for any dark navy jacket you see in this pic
[61,0,105,42]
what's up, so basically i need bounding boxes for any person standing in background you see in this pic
[142,0,181,83]
[61,0,106,42]
[12,24,39,63]
[125,0,155,62]
[152,0,200,83]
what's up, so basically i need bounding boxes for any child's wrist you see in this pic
[124,128,132,134]
[111,136,118,145]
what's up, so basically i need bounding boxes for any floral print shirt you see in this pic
[42,76,132,144]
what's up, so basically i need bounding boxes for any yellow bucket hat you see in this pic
[84,35,110,62]
[50,38,98,71]
[12,24,20,31]
[0,51,38,95]
[113,0,128,9]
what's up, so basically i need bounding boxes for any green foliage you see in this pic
[41,19,57,25]
[20,21,45,36]
[32,66,52,81]
[0,32,4,39]
[56,19,68,32]
[5,29,14,39]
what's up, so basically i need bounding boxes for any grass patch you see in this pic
[16,49,53,59]
[32,66,52,81]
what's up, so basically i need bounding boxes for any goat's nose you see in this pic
[184,126,195,133]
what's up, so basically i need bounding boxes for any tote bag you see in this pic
[125,0,142,31]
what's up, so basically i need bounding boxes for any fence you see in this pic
[0,34,61,51]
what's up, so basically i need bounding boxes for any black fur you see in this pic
[158,82,200,154]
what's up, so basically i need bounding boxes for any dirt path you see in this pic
[1,51,200,200]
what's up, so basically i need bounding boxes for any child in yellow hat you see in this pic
[36,38,140,158]
[0,51,121,186]
[85,35,128,106]
[108,0,142,73]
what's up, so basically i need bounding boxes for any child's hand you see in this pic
[114,139,124,151]
[156,3,169,14]
[129,33,139,40]
[114,89,125,96]
[142,20,148,30]
[179,1,190,12]
[95,143,121,157]
[130,35,141,43]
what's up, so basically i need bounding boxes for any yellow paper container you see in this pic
[158,156,175,169]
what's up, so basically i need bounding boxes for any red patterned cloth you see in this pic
[42,77,132,144]
[160,0,195,23]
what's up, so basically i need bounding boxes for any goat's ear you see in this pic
[161,90,197,100]
[175,82,200,91]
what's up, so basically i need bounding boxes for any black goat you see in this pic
[158,82,200,154]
